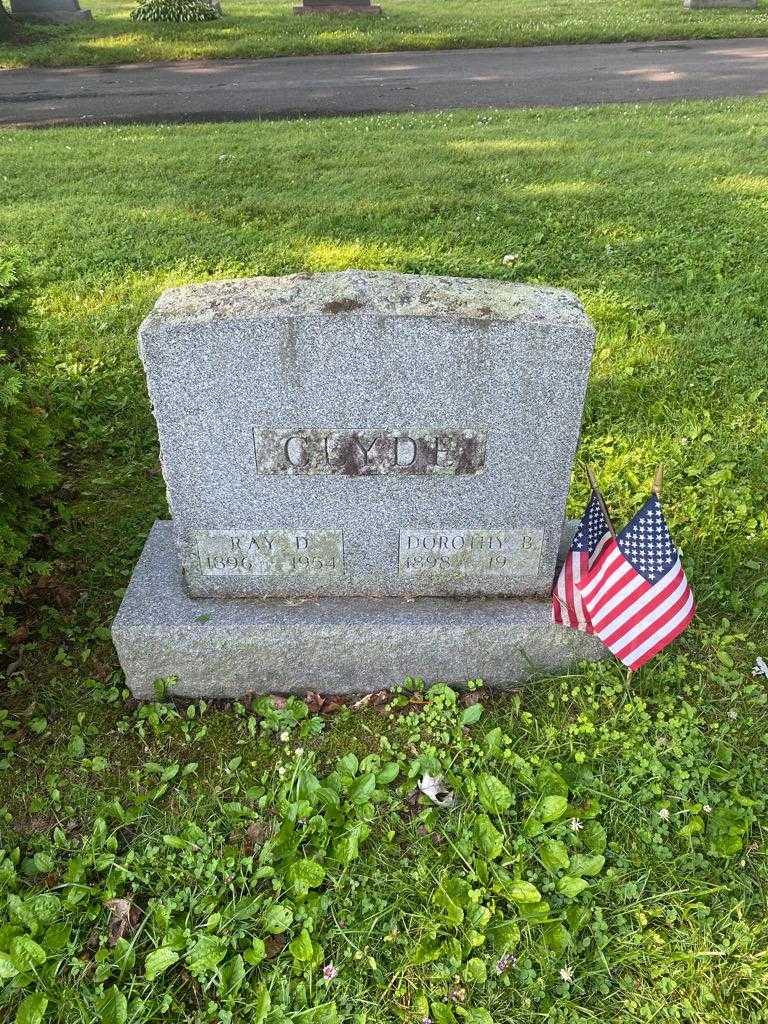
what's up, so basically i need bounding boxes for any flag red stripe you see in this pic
[589,573,650,630]
[552,555,571,626]
[586,561,644,623]
[554,556,573,627]
[584,560,635,613]
[564,553,577,629]
[588,531,611,568]
[598,566,685,648]
[591,560,680,637]
[579,541,621,600]
[610,580,691,662]
[552,551,593,633]
[572,552,590,632]
[551,505,612,636]
[625,602,696,669]
[552,573,563,624]
[572,493,694,669]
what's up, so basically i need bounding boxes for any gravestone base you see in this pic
[294,2,382,13]
[10,0,92,21]
[683,0,755,8]
[113,521,606,699]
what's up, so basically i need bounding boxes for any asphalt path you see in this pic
[1,36,767,127]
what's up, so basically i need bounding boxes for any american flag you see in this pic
[577,493,695,669]
[552,490,613,633]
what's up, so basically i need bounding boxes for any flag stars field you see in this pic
[554,484,696,671]
[618,500,677,583]
[578,493,696,670]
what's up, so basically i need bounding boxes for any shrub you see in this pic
[0,251,58,631]
[130,0,222,22]
[0,3,20,42]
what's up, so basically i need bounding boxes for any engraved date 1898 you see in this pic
[399,529,544,577]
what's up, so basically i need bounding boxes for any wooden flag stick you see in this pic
[585,464,617,538]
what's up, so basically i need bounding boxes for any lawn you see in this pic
[1,0,768,67]
[1,98,768,1022]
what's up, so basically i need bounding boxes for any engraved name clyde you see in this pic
[253,428,486,477]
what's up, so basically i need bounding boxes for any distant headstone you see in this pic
[112,271,605,697]
[294,0,382,15]
[10,0,92,21]
[683,0,755,7]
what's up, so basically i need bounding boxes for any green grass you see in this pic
[1,0,768,68]
[1,98,768,1022]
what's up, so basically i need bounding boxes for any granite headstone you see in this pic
[683,0,755,7]
[10,0,92,22]
[112,270,605,697]
[294,0,381,15]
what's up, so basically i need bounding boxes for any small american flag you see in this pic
[552,490,613,633]
[577,493,695,669]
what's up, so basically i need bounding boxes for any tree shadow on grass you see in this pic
[2,101,766,629]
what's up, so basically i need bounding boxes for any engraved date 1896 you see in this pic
[196,529,344,578]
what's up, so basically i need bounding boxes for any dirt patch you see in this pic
[322,298,363,314]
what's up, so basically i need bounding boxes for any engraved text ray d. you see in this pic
[196,529,344,578]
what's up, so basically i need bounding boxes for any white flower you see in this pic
[277,766,286,777]
[502,253,519,266]
[751,657,768,678]
[658,808,670,821]
[703,804,712,813]
[569,818,584,832]
[728,709,738,720]
[279,730,290,742]
[294,747,305,757]
[559,965,574,983]
[322,962,337,981]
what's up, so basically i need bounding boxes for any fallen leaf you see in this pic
[305,691,343,715]
[105,897,141,947]
[418,773,455,808]
[399,788,422,819]
[83,926,100,956]
[8,625,30,646]
[265,934,286,958]
[351,690,390,709]
[52,586,74,609]
[244,820,271,852]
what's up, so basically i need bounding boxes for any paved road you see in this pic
[1,37,767,127]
